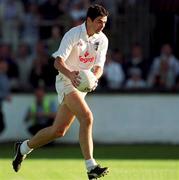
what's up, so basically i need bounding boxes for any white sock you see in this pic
[85,158,97,172]
[20,140,33,155]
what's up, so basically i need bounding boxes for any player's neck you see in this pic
[85,22,95,37]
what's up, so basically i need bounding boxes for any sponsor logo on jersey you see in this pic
[79,56,95,63]
[84,51,89,57]
[79,51,95,63]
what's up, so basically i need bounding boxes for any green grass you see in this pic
[0,144,179,180]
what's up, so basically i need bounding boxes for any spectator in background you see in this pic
[57,0,70,14]
[22,2,40,50]
[69,0,89,25]
[0,0,24,51]
[148,43,179,89]
[124,43,149,80]
[39,0,61,39]
[22,0,47,6]
[25,86,56,135]
[125,67,147,89]
[174,75,179,90]
[29,58,45,89]
[0,58,11,135]
[56,0,72,32]
[0,44,19,90]
[39,0,59,20]
[32,40,48,60]
[29,41,56,89]
[16,43,33,91]
[102,50,125,89]
[29,41,48,88]
[46,25,62,55]
[112,48,126,72]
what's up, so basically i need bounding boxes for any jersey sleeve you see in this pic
[52,28,76,61]
[94,36,108,68]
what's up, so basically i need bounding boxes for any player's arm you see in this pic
[54,57,71,79]
[54,57,80,87]
[53,28,81,87]
[92,65,103,79]
[93,36,108,79]
[89,65,103,92]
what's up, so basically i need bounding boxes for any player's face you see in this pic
[90,16,107,34]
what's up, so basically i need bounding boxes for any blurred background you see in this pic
[0,0,179,148]
[0,0,179,93]
[0,1,179,179]
[0,0,179,145]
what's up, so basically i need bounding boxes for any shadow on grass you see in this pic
[1,143,179,160]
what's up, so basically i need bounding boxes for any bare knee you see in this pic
[80,111,93,127]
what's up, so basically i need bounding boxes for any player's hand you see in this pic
[91,79,98,92]
[69,71,81,88]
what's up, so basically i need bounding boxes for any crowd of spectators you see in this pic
[100,43,179,91]
[0,0,179,92]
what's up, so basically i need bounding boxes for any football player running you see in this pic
[12,4,109,179]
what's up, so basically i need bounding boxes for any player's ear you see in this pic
[87,17,93,24]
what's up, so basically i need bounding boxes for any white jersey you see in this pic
[52,22,108,74]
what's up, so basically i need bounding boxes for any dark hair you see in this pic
[86,4,109,21]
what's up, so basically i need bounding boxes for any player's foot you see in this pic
[12,142,26,172]
[87,165,109,179]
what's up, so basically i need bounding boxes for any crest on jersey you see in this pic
[94,42,99,51]
[77,40,83,46]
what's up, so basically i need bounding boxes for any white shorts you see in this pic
[55,74,87,104]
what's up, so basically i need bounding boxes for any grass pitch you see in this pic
[0,144,179,180]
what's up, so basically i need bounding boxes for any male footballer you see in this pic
[13,4,109,179]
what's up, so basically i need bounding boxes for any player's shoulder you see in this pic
[98,32,108,44]
[66,24,82,37]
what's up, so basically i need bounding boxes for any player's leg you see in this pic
[64,91,93,160]
[12,103,75,172]
[64,91,108,179]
